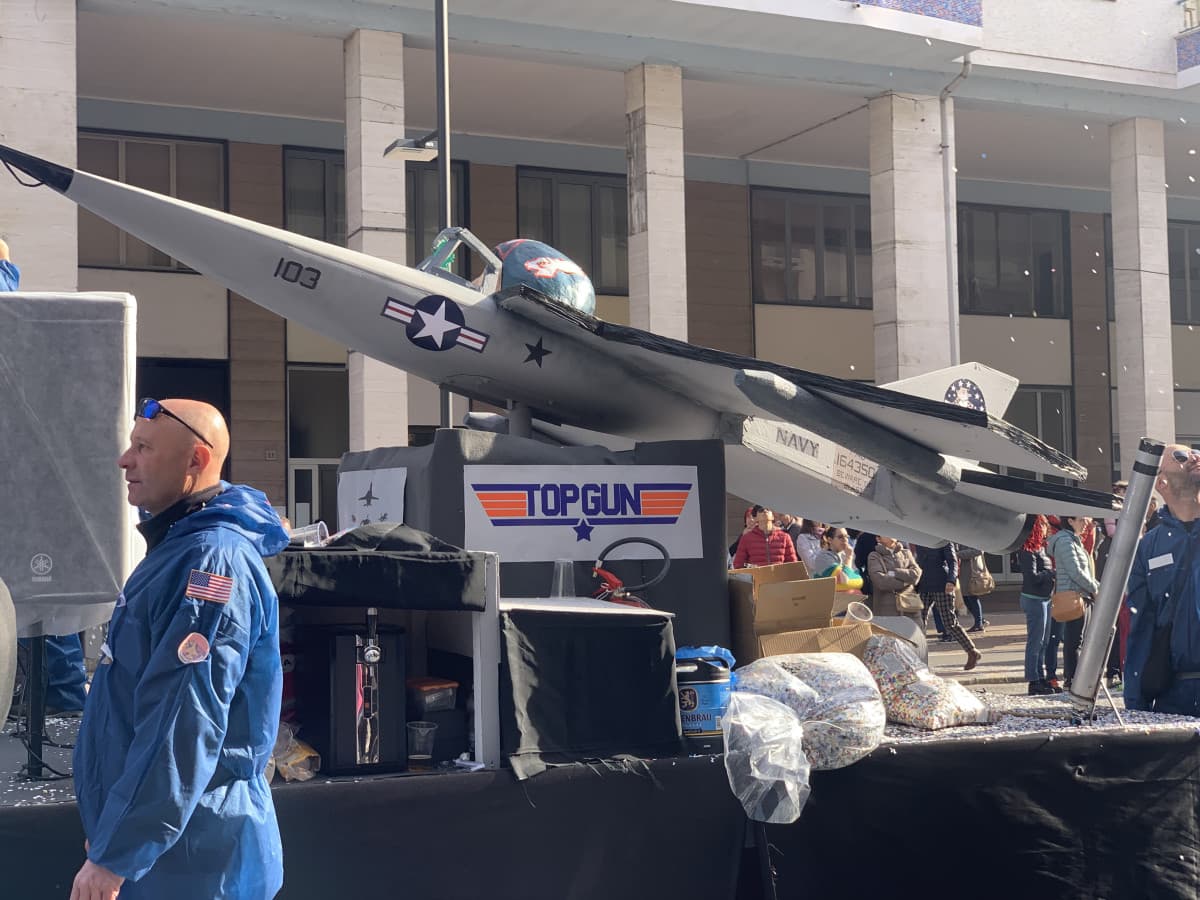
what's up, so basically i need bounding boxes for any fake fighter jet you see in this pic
[0,144,1119,551]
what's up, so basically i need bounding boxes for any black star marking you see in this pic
[524,337,552,368]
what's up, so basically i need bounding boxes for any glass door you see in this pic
[288,459,341,530]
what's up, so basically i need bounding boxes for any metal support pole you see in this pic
[1069,438,1163,717]
[27,635,45,778]
[436,0,454,429]
[508,402,533,439]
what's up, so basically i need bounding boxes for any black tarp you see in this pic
[4,729,1199,898]
[500,607,683,778]
[765,728,1200,900]
[267,523,486,611]
[0,757,746,900]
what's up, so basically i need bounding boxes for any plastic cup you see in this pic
[550,558,574,599]
[843,600,874,626]
[407,721,438,771]
[289,521,329,547]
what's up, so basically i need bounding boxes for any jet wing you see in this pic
[957,470,1120,517]
[496,287,1085,480]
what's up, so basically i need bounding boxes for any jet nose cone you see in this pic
[0,144,74,193]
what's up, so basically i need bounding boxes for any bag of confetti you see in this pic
[735,654,885,770]
[722,691,812,824]
[862,635,991,730]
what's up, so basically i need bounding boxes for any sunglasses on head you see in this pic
[1171,448,1200,465]
[137,398,213,448]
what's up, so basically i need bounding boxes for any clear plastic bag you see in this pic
[862,635,992,730]
[735,654,885,769]
[271,720,321,782]
[722,692,812,824]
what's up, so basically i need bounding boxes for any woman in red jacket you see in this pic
[732,506,798,568]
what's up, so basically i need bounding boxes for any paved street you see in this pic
[926,590,1121,699]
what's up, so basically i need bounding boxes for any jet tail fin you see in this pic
[881,362,1019,418]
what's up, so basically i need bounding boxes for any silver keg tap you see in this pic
[356,606,382,764]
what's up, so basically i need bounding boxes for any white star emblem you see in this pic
[413,300,459,348]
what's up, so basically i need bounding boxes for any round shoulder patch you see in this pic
[178,632,211,664]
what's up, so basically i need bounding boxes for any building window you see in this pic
[1003,387,1073,484]
[284,150,469,272]
[959,205,1068,317]
[517,169,628,295]
[287,366,348,530]
[78,134,224,269]
[285,149,345,246]
[750,189,871,308]
[1105,214,1115,322]
[1168,221,1200,325]
[288,366,348,461]
[407,161,469,275]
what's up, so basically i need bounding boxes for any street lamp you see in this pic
[383,135,439,163]
[382,0,454,427]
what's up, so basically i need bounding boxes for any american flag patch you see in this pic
[186,569,233,604]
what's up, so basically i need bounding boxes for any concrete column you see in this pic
[345,29,412,451]
[0,0,76,289]
[1110,117,1174,472]
[625,64,687,340]
[869,93,956,383]
[228,143,286,506]
[1068,212,1115,492]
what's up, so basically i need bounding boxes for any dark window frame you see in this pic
[406,159,471,277]
[957,202,1072,319]
[283,146,346,246]
[1167,219,1200,325]
[516,166,629,296]
[748,186,873,310]
[78,129,228,272]
[286,363,350,463]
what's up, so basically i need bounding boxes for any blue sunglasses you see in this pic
[136,397,213,448]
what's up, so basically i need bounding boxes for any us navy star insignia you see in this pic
[524,337,552,367]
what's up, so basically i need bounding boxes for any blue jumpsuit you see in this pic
[74,483,289,898]
[0,259,19,291]
[1124,510,1200,715]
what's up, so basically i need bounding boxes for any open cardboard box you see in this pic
[729,563,914,665]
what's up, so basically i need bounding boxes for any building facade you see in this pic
[3,0,1198,540]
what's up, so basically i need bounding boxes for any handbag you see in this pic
[895,588,923,613]
[965,555,995,597]
[1050,589,1085,623]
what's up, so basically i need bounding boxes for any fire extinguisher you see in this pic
[591,537,671,608]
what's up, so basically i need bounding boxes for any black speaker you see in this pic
[294,624,406,775]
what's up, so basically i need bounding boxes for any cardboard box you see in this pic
[730,566,909,665]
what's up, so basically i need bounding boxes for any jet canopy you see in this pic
[417,229,596,316]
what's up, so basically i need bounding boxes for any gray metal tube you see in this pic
[436,0,453,430]
[1069,438,1163,716]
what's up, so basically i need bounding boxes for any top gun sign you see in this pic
[463,465,703,562]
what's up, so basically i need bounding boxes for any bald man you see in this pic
[70,398,288,900]
[1124,443,1200,716]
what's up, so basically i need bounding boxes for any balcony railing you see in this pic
[1185,0,1200,32]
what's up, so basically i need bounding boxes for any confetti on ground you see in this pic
[0,717,80,808]
[880,689,1200,747]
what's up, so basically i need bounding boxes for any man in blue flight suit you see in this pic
[1125,443,1200,716]
[70,398,289,900]
[0,238,19,290]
